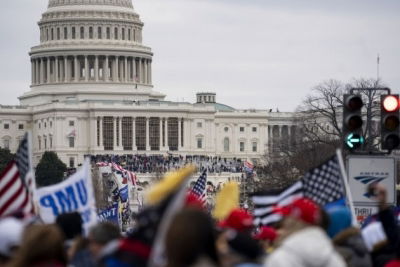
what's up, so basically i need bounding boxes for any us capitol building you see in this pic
[0,0,298,167]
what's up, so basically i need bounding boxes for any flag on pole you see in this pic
[0,133,34,217]
[252,154,345,226]
[126,171,137,187]
[189,170,207,204]
[36,159,97,234]
[244,160,254,173]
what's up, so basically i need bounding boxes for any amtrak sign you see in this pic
[347,156,396,206]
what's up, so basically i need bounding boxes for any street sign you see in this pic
[346,133,365,149]
[347,156,396,206]
[354,205,379,224]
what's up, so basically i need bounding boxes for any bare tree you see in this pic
[297,78,384,151]
[256,78,386,192]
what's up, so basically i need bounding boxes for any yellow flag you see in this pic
[212,182,239,221]
[146,165,197,206]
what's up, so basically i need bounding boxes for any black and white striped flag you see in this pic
[252,155,345,226]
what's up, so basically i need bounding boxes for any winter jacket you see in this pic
[371,208,400,267]
[332,227,372,267]
[264,226,346,267]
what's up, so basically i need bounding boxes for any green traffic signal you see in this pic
[345,133,364,149]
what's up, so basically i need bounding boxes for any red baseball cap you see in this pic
[219,209,254,232]
[253,226,277,242]
[274,197,321,225]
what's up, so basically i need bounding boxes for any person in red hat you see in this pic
[218,209,254,234]
[217,209,265,266]
[253,227,277,254]
[264,197,346,267]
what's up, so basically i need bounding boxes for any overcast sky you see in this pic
[0,0,399,111]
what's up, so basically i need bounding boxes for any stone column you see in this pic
[132,117,137,150]
[145,117,150,151]
[31,60,35,85]
[55,57,59,83]
[149,60,152,84]
[35,59,39,85]
[40,58,44,84]
[46,58,51,83]
[132,58,137,83]
[74,56,79,82]
[124,57,128,82]
[127,58,131,82]
[118,117,123,150]
[113,117,117,148]
[165,118,169,150]
[115,57,119,82]
[159,118,163,151]
[85,56,89,82]
[178,118,182,150]
[104,56,109,81]
[64,56,68,82]
[99,116,104,149]
[95,56,99,82]
[137,59,141,83]
[144,60,148,84]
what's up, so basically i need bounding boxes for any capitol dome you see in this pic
[20,0,164,106]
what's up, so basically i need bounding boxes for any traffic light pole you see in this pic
[345,87,397,155]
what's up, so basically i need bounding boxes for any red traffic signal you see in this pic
[381,94,400,150]
[382,95,399,112]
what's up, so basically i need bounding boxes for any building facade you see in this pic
[0,0,298,167]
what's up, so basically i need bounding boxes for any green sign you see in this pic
[346,133,364,149]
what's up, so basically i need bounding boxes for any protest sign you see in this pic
[35,159,97,234]
[98,203,119,225]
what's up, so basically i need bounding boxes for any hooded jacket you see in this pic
[264,226,345,267]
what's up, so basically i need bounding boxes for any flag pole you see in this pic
[27,131,39,215]
[336,149,357,226]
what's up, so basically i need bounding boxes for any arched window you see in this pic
[80,26,84,39]
[89,27,93,39]
[122,28,125,40]
[64,27,68,39]
[224,137,230,152]
[51,28,54,40]
[98,27,102,39]
[114,27,118,39]
[72,27,76,39]
[57,28,60,40]
[46,29,49,41]
[128,29,131,40]
[106,27,110,39]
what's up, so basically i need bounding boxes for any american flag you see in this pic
[190,170,207,203]
[0,133,34,217]
[96,162,110,167]
[252,155,345,226]
[98,162,138,186]
[244,160,254,173]
[126,171,137,187]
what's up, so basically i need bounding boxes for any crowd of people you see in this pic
[88,154,248,174]
[0,181,399,267]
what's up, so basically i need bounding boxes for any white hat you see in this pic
[0,217,24,257]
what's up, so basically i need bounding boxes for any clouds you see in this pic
[1,0,399,111]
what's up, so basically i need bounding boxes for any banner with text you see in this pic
[36,159,97,234]
[98,203,119,225]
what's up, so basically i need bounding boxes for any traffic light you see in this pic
[343,94,364,150]
[381,94,400,150]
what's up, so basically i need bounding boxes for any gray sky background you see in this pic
[0,0,399,111]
